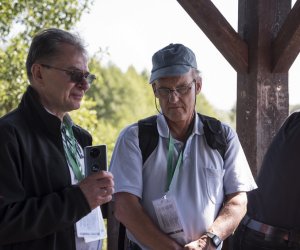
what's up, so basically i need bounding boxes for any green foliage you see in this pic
[87,57,156,128]
[84,57,157,160]
[70,98,99,134]
[0,37,28,115]
[196,93,218,118]
[0,0,93,117]
[0,0,92,42]
[70,98,119,163]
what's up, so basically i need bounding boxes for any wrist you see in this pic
[205,232,222,248]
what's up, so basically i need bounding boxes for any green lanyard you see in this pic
[61,121,84,181]
[166,135,183,192]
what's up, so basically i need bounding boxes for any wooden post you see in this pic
[237,0,290,176]
[107,201,120,250]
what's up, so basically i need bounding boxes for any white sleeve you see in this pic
[222,125,257,194]
[109,124,144,198]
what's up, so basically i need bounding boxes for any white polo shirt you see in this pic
[110,113,257,249]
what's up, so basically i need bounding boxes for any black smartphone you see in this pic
[84,145,107,176]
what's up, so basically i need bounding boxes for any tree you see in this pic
[0,0,93,116]
[0,0,92,42]
[87,58,156,128]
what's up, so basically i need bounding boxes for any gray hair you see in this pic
[26,28,87,79]
[192,68,202,81]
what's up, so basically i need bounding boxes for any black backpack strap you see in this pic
[118,222,126,250]
[138,115,159,164]
[198,113,227,160]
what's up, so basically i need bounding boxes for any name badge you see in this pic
[152,195,184,238]
[76,206,106,242]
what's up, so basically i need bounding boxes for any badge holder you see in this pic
[76,206,106,242]
[152,195,184,239]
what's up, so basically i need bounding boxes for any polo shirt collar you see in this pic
[156,112,205,139]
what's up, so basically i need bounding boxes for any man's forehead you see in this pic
[156,72,193,85]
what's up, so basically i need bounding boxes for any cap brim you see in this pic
[149,65,191,84]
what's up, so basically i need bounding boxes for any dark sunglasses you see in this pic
[40,64,96,85]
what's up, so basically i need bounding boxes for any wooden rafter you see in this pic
[177,0,248,73]
[272,0,300,72]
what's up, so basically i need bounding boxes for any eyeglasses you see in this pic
[155,79,195,98]
[40,64,96,85]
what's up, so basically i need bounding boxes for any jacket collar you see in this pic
[19,85,64,137]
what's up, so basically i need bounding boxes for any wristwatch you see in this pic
[206,232,222,248]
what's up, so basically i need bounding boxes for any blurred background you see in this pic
[1,0,299,161]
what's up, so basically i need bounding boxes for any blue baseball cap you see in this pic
[149,43,198,84]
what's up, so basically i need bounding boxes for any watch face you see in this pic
[206,232,222,247]
[212,235,222,247]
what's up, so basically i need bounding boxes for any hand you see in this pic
[79,171,114,209]
[184,235,216,250]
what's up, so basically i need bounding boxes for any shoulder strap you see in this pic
[198,113,227,159]
[138,115,159,164]
[138,114,227,163]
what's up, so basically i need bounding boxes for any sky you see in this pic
[76,0,299,110]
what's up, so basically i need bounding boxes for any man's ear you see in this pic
[195,79,202,95]
[31,64,44,85]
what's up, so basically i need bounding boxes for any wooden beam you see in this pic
[177,0,248,73]
[272,0,300,72]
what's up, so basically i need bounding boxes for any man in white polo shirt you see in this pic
[110,43,256,250]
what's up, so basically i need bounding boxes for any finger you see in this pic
[96,194,112,205]
[97,180,114,190]
[105,186,114,195]
[90,171,114,179]
[99,187,114,198]
[99,188,108,196]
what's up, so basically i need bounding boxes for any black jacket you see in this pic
[0,86,92,250]
[247,111,300,229]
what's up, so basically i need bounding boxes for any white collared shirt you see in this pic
[110,113,257,249]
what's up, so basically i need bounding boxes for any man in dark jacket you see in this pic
[0,28,114,250]
[233,112,300,250]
